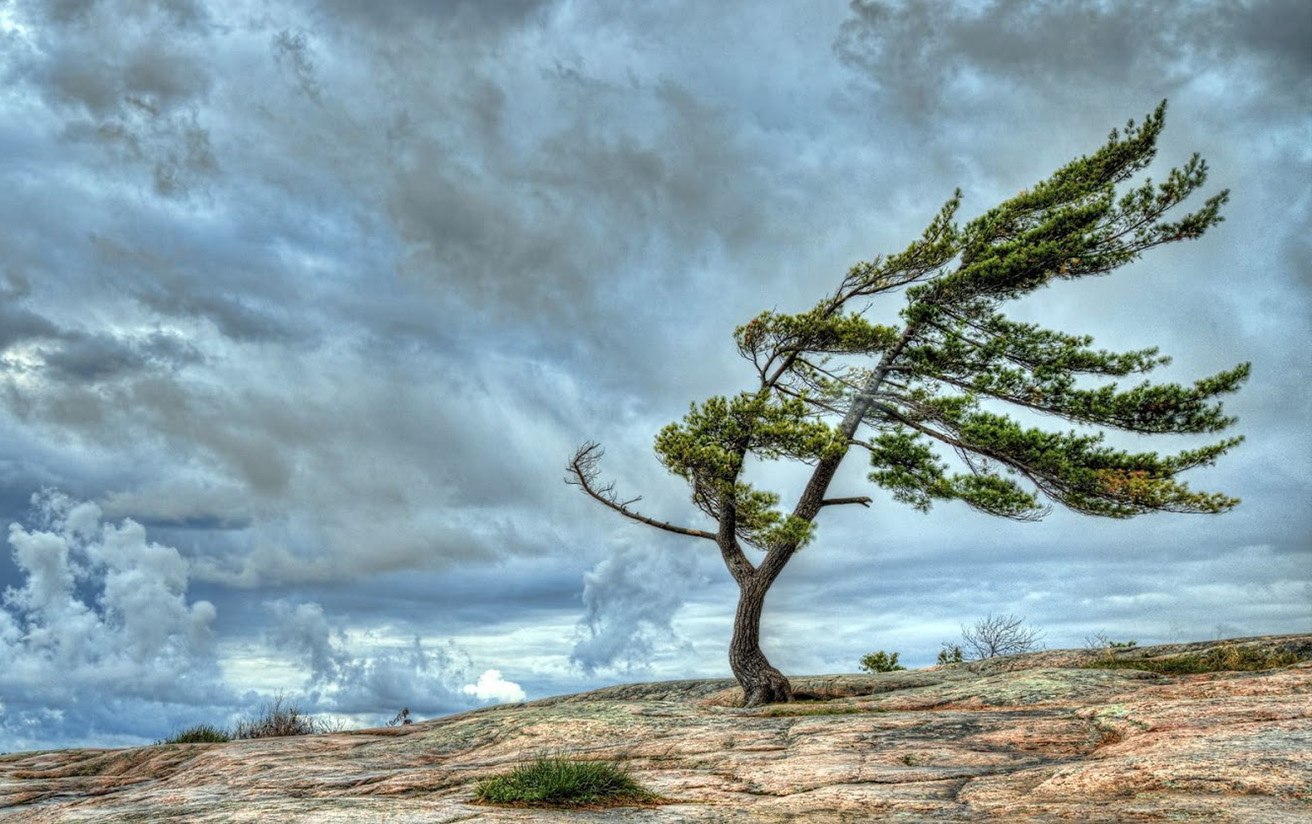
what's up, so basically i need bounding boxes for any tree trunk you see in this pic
[729,579,792,705]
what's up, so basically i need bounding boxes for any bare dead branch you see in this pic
[821,496,872,508]
[566,443,717,541]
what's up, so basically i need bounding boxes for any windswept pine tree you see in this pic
[568,103,1248,705]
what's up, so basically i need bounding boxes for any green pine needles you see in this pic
[570,102,1247,703]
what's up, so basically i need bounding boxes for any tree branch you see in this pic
[774,384,847,418]
[566,443,717,541]
[821,496,872,508]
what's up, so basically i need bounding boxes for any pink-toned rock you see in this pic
[2,635,1309,822]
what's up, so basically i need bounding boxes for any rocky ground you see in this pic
[2,635,1309,822]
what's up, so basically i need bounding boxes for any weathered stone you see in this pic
[2,635,1309,822]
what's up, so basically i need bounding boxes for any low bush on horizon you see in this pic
[937,644,965,665]
[233,695,332,739]
[859,650,907,673]
[473,756,657,808]
[157,696,336,745]
[159,724,232,745]
[1083,644,1302,674]
[1085,631,1138,650]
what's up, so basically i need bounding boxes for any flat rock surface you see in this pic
[2,635,1310,822]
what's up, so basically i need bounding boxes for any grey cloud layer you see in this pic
[836,0,1311,132]
[571,537,704,675]
[265,599,519,716]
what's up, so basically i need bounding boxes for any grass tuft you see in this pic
[473,757,657,807]
[232,695,330,739]
[160,724,231,744]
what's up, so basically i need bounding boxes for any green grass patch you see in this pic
[473,757,658,808]
[1084,645,1302,675]
[160,724,232,744]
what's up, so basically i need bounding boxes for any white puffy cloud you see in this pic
[461,669,527,704]
[0,491,227,751]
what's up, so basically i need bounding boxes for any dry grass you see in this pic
[233,695,332,739]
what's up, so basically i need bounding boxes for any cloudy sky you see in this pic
[1,0,1308,752]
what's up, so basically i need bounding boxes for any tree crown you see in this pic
[651,102,1246,545]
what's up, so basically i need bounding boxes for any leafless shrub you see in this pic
[961,613,1044,660]
[1084,630,1112,650]
[232,694,328,739]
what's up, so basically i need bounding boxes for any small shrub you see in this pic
[473,757,656,807]
[859,650,907,673]
[160,724,231,744]
[232,695,327,739]
[936,644,964,665]
[1085,632,1137,650]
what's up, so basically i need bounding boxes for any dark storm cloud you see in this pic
[0,306,58,351]
[384,78,780,333]
[836,0,1311,114]
[1,0,790,590]
[1231,0,1312,70]
[311,0,556,34]
[0,272,57,349]
[1,276,200,386]
[36,329,201,381]
[250,0,852,406]
[36,0,208,28]
[91,234,306,344]
[832,0,1311,242]
[270,28,323,105]
[8,0,220,198]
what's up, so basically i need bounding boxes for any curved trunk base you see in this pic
[738,665,793,706]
